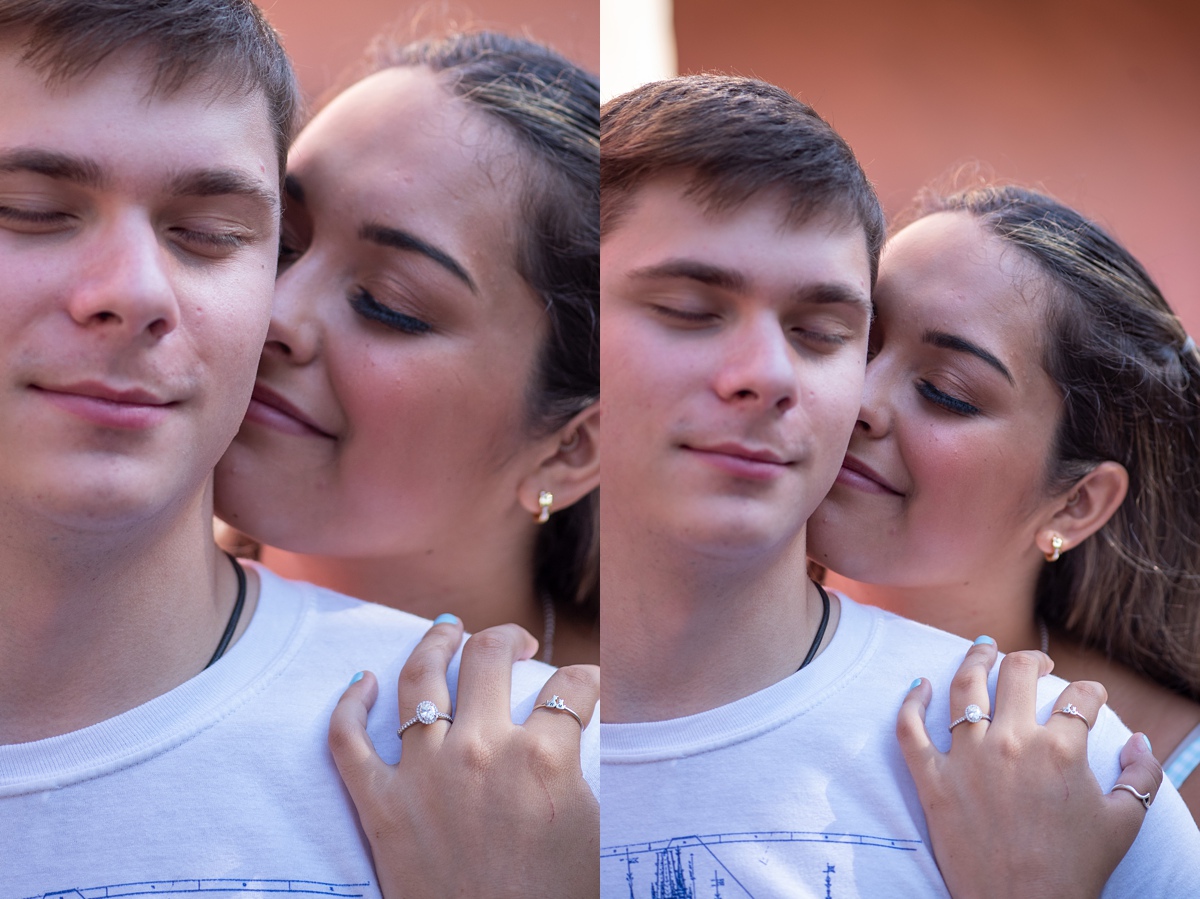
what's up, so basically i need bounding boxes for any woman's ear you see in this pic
[1036,461,1128,560]
[517,404,600,521]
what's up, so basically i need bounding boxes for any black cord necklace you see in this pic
[204,552,247,670]
[797,582,831,671]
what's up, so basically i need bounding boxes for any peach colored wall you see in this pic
[675,0,1200,331]
[263,0,598,101]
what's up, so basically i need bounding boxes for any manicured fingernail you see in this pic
[909,678,923,691]
[348,671,363,686]
[973,635,996,646]
[433,613,461,626]
[1141,733,1152,754]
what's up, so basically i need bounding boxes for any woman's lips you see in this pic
[242,383,335,439]
[835,454,904,496]
[33,382,173,430]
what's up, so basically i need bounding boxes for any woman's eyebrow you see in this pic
[923,329,1015,385]
[359,222,476,293]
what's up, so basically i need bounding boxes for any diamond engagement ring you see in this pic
[1053,703,1090,728]
[534,694,583,728]
[397,699,454,738]
[948,703,992,732]
[1111,783,1152,810]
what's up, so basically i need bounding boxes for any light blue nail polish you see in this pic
[348,671,363,686]
[973,635,996,646]
[1141,734,1153,754]
[909,678,923,691]
[433,613,461,626]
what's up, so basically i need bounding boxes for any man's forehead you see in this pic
[605,177,870,298]
[0,43,279,199]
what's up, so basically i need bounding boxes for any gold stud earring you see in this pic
[1045,533,1064,562]
[536,490,553,524]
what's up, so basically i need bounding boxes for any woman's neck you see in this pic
[258,544,551,656]
[824,574,1043,654]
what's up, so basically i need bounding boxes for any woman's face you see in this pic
[214,67,549,557]
[808,211,1066,588]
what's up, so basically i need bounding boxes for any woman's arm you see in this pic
[328,617,599,899]
[899,641,1162,899]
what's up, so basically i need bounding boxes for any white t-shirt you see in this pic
[600,594,1200,898]
[1,564,599,897]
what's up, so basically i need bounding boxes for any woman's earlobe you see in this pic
[1042,461,1129,554]
[518,404,600,518]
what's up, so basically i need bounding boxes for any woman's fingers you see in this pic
[1043,679,1107,739]
[329,670,390,796]
[524,664,600,745]
[395,615,465,760]
[989,649,1054,731]
[453,623,539,731]
[896,677,938,785]
[1107,733,1163,823]
[947,637,999,743]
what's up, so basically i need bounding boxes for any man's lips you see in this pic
[32,381,174,429]
[683,442,792,480]
[836,454,904,496]
[243,382,335,439]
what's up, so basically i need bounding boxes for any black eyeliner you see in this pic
[917,380,979,416]
[349,289,431,335]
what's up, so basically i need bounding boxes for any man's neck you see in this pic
[0,491,254,744]
[600,527,828,723]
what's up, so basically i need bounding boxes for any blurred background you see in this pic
[603,0,1200,329]
[262,1,598,98]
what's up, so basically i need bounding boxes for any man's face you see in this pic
[0,44,280,530]
[600,177,871,558]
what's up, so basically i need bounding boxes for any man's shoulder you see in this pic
[835,592,976,672]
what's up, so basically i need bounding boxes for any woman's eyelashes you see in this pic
[349,287,432,335]
[916,379,980,416]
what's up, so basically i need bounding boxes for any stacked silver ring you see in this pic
[1053,703,1090,727]
[1111,783,1152,810]
[536,694,583,728]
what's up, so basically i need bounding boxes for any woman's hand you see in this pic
[898,641,1162,899]
[328,617,600,899]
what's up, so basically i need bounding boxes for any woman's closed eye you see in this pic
[349,287,432,335]
[916,379,980,416]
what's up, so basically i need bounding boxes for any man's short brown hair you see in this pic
[601,74,884,285]
[0,0,299,184]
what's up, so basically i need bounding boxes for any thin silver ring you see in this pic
[1053,703,1090,728]
[397,699,453,738]
[535,694,583,728]
[1111,783,1152,810]
[948,703,992,732]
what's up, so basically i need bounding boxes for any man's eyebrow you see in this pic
[793,281,872,314]
[0,148,106,188]
[359,223,476,293]
[629,258,870,313]
[628,259,746,292]
[923,329,1015,385]
[169,168,279,215]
